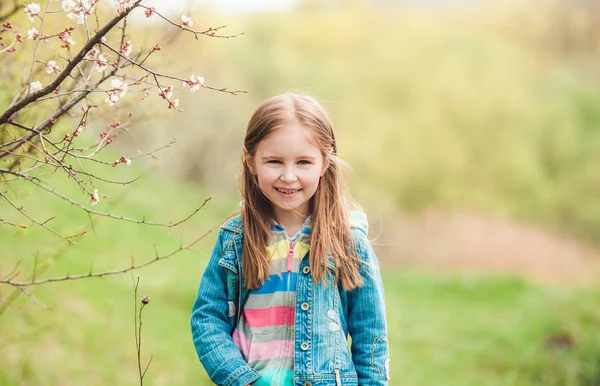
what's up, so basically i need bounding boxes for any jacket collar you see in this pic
[219,211,368,235]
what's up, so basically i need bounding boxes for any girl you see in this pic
[191,93,389,386]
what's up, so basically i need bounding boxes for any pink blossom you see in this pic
[27,27,39,40]
[65,0,97,25]
[15,33,24,43]
[95,54,107,72]
[158,85,173,100]
[111,155,132,167]
[105,79,128,105]
[46,60,60,74]
[114,0,135,14]
[28,81,42,93]
[120,40,132,57]
[85,46,99,59]
[181,15,193,28]
[183,74,204,92]
[168,99,179,109]
[105,92,119,106]
[58,27,76,47]
[90,189,100,205]
[24,3,41,22]
[111,78,128,97]
[144,7,155,18]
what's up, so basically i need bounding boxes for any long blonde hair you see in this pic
[240,93,364,291]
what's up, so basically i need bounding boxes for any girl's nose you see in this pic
[279,167,298,182]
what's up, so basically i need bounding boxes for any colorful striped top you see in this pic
[232,216,312,386]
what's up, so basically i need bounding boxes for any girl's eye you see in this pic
[267,160,282,164]
[297,160,311,165]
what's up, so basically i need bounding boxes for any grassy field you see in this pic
[1,164,599,385]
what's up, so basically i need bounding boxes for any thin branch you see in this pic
[1,219,220,287]
[0,190,85,244]
[28,1,51,97]
[101,42,247,96]
[139,5,245,40]
[0,170,211,227]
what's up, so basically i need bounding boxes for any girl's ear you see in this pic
[242,147,254,174]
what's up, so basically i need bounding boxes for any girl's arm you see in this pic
[346,229,391,385]
[190,230,260,386]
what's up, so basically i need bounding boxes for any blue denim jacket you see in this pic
[190,213,390,386]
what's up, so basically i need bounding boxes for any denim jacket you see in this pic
[190,212,390,386]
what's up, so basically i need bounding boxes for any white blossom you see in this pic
[95,54,107,72]
[28,81,43,93]
[111,78,128,97]
[61,0,76,12]
[67,10,86,24]
[46,60,60,74]
[120,40,132,57]
[24,3,41,22]
[27,27,39,40]
[158,85,173,100]
[181,15,193,28]
[184,74,204,92]
[90,189,100,205]
[105,92,119,106]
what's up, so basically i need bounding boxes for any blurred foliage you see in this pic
[115,0,600,246]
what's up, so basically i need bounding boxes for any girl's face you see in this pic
[248,123,328,222]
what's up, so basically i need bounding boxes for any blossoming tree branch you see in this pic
[0,0,245,290]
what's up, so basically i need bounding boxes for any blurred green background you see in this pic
[1,0,600,385]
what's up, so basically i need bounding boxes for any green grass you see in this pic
[1,165,599,385]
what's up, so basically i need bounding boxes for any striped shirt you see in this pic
[232,217,312,386]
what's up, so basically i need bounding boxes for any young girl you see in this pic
[190,93,389,386]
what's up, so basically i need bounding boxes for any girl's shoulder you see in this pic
[349,210,368,237]
[220,214,244,234]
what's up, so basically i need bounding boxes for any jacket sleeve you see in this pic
[346,229,391,385]
[190,230,260,386]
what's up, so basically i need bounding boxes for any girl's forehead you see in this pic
[258,123,321,154]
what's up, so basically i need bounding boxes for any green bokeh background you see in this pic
[1,1,600,385]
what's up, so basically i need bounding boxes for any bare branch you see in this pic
[0,219,220,287]
[0,169,211,228]
[139,5,245,40]
[0,190,86,244]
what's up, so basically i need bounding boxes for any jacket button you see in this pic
[301,302,309,311]
[301,342,309,350]
[302,266,310,274]
[303,383,312,386]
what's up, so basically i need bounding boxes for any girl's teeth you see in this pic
[277,188,298,193]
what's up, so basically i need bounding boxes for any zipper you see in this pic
[287,240,295,272]
[335,369,342,386]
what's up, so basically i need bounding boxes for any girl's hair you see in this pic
[239,93,364,291]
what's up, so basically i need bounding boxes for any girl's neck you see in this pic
[273,210,309,238]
